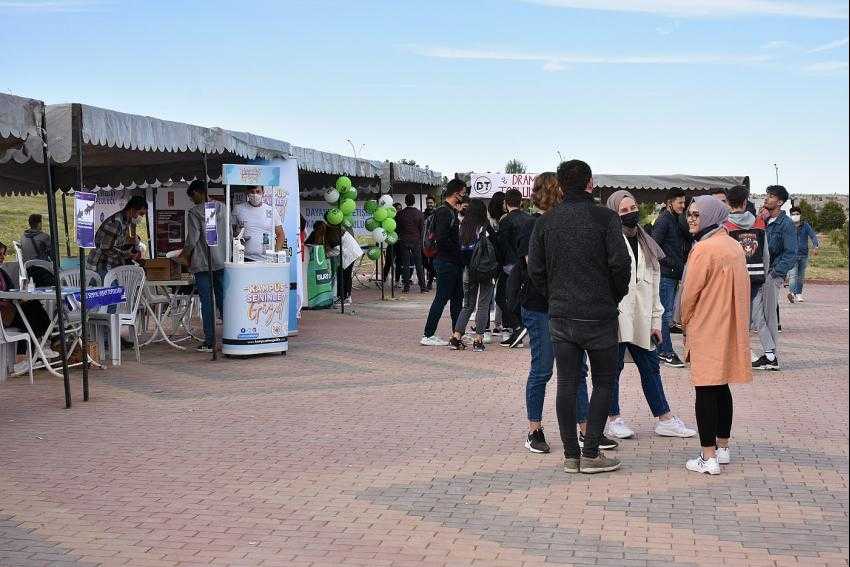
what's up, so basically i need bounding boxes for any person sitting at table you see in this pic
[87,196,148,279]
[20,213,53,263]
[180,180,230,354]
[0,242,58,371]
[233,186,286,262]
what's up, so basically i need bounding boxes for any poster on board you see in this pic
[468,173,540,199]
[75,191,96,249]
[155,210,185,257]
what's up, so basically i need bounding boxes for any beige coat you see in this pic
[617,234,664,351]
[679,230,753,386]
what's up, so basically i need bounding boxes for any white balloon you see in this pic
[372,227,387,243]
[324,188,340,204]
[378,194,394,207]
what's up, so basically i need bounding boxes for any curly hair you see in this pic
[531,172,563,212]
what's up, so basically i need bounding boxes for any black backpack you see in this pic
[468,233,499,283]
[726,224,767,284]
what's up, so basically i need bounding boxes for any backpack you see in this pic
[422,205,454,258]
[468,232,499,283]
[724,220,767,285]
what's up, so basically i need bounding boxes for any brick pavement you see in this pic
[0,283,847,567]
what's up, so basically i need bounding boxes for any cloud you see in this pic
[804,60,849,73]
[0,1,113,12]
[542,60,568,72]
[807,37,850,53]
[520,0,849,20]
[761,40,792,50]
[413,46,771,67]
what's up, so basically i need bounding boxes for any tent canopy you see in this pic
[594,174,748,191]
[0,93,46,196]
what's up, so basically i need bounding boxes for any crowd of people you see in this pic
[413,159,808,475]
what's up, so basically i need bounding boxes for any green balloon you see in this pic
[385,206,397,219]
[345,188,358,201]
[386,231,398,245]
[365,218,378,231]
[373,207,388,222]
[340,198,356,215]
[335,176,352,192]
[326,207,344,225]
[381,218,397,233]
[364,200,379,214]
[367,247,382,261]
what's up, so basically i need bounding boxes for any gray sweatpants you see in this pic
[454,270,495,336]
[752,275,780,355]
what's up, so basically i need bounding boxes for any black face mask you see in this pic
[620,211,640,228]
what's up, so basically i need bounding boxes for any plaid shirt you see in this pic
[87,211,133,274]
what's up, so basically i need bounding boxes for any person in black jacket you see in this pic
[528,160,631,474]
[496,189,534,348]
[651,187,687,368]
[421,179,467,346]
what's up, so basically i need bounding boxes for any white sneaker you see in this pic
[42,347,61,359]
[796,294,805,303]
[716,447,731,465]
[655,416,697,438]
[420,335,449,347]
[483,332,492,344]
[13,361,31,375]
[686,454,721,475]
[606,417,635,439]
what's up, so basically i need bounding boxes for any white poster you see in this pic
[468,173,540,199]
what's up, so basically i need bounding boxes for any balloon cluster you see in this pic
[323,176,358,229]
[364,194,397,261]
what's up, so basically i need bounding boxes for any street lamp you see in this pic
[346,139,366,160]
[772,163,780,185]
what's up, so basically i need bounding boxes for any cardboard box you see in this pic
[144,258,180,281]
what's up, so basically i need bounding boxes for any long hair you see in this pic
[459,199,488,246]
[531,172,562,211]
[488,191,505,223]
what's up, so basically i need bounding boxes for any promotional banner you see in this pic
[468,173,540,199]
[204,201,219,246]
[75,191,96,249]
[222,164,281,187]
[154,210,185,256]
[222,263,289,355]
[65,286,126,310]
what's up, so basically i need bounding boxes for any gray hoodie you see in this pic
[20,229,52,262]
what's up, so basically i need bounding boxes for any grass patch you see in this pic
[808,235,848,282]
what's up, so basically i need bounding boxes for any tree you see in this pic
[398,159,418,166]
[797,199,818,227]
[817,201,847,232]
[505,159,527,174]
[830,222,848,257]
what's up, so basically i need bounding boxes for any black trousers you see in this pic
[382,244,403,283]
[495,269,520,330]
[398,242,426,290]
[552,318,619,459]
[694,385,733,448]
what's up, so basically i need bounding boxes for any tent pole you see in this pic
[40,105,72,409]
[75,108,90,401]
[338,230,345,314]
[61,192,71,257]
[202,153,217,361]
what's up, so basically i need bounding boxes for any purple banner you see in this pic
[75,191,97,249]
[205,201,219,246]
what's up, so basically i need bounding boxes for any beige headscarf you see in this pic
[605,190,666,270]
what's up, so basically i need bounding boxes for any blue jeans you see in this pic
[195,269,224,348]
[423,259,464,337]
[523,308,590,423]
[788,255,809,295]
[610,343,671,418]
[658,277,678,356]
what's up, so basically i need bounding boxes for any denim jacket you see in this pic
[765,211,797,279]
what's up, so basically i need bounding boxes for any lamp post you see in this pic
[345,139,366,160]
[773,163,780,185]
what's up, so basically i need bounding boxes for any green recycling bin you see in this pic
[306,244,334,309]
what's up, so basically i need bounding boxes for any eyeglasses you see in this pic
[686,211,700,219]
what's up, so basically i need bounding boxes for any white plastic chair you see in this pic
[89,265,146,364]
[0,314,34,384]
[58,269,103,359]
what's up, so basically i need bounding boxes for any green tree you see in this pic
[797,199,818,227]
[830,222,848,257]
[817,201,847,231]
[505,159,527,174]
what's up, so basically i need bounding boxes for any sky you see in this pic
[1,0,848,194]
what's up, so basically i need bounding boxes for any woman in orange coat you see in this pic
[678,196,752,475]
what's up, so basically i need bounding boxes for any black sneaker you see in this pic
[659,352,685,368]
[524,429,550,453]
[670,324,684,335]
[753,354,780,371]
[448,336,467,351]
[402,285,411,293]
[579,432,619,451]
[195,344,213,353]
[472,340,485,352]
[501,327,527,348]
[778,324,783,333]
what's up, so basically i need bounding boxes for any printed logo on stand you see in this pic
[473,176,491,196]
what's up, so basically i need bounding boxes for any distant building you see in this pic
[751,193,849,213]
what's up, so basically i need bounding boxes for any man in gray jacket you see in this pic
[20,214,53,262]
[180,180,231,353]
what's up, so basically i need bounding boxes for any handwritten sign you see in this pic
[222,164,281,187]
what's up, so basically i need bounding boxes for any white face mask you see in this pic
[130,216,141,226]
[247,193,263,207]
[791,214,801,222]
